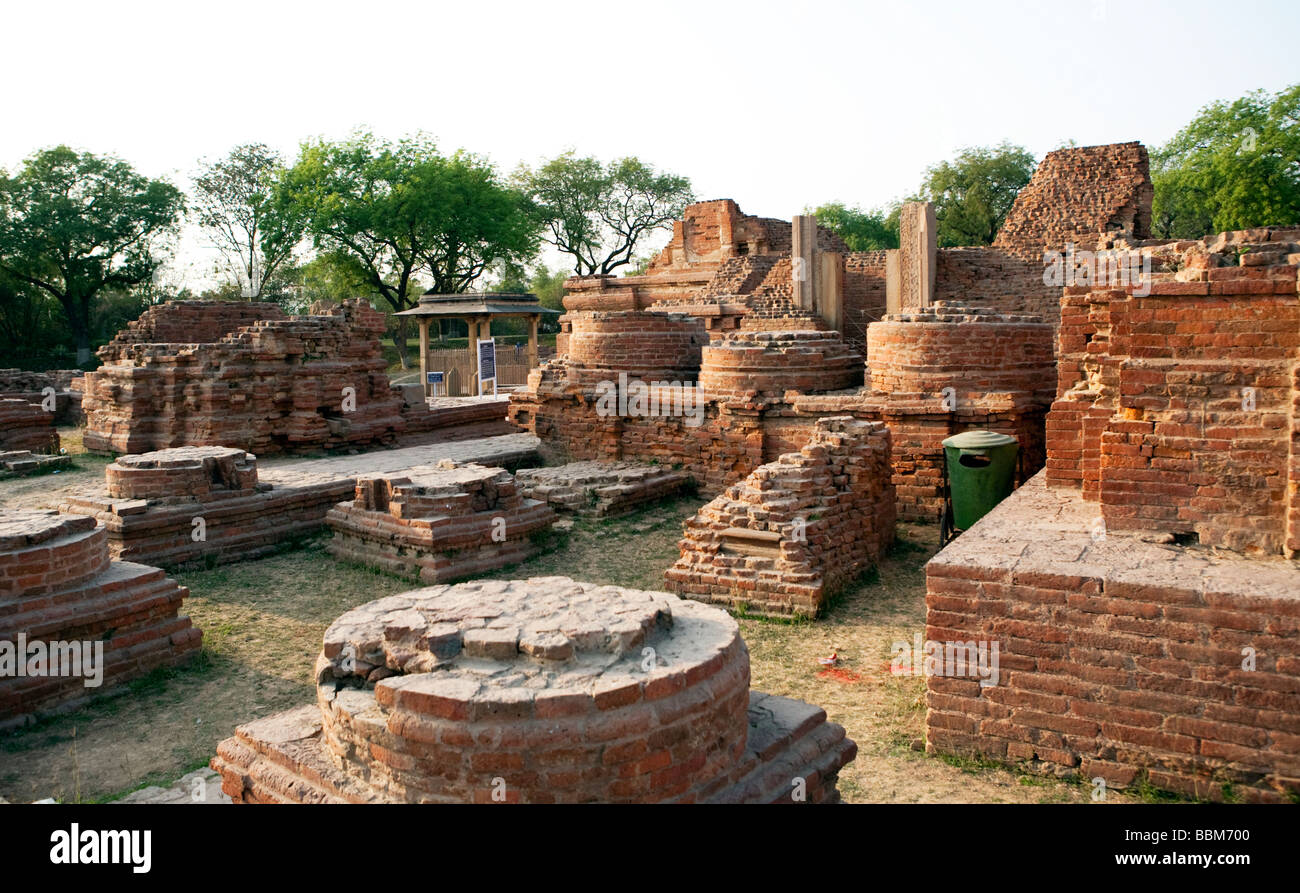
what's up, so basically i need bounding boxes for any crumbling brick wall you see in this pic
[325,461,557,582]
[666,417,895,617]
[80,299,405,455]
[994,142,1152,258]
[1047,231,1300,556]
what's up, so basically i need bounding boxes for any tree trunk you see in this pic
[393,316,411,370]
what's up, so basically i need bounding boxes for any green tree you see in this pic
[192,143,303,299]
[520,152,693,276]
[807,202,899,250]
[278,133,539,369]
[529,266,568,312]
[906,142,1036,246]
[1152,84,1300,238]
[0,146,185,363]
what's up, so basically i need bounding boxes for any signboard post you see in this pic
[476,338,496,396]
[425,370,445,397]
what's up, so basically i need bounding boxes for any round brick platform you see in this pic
[564,311,706,386]
[867,302,1054,395]
[699,328,862,398]
[313,577,750,802]
[106,446,258,502]
[0,510,109,596]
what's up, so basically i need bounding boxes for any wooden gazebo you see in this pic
[395,291,559,396]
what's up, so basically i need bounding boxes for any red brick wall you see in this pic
[1047,260,1300,555]
[927,543,1300,803]
[933,247,1064,328]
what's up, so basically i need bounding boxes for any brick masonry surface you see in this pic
[212,577,856,803]
[666,417,895,617]
[57,435,544,570]
[925,472,1300,803]
[0,510,199,728]
[325,461,557,583]
[1047,237,1300,556]
[80,299,414,455]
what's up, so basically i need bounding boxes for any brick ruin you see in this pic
[59,446,355,569]
[666,417,895,617]
[508,146,1147,527]
[0,398,58,456]
[79,299,484,455]
[1048,229,1300,556]
[211,576,856,803]
[923,229,1300,802]
[511,301,1055,522]
[515,461,691,517]
[0,510,200,727]
[325,462,557,583]
[0,368,84,426]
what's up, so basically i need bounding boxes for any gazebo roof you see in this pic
[395,291,560,318]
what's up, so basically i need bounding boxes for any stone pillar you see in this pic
[418,319,430,397]
[527,315,539,368]
[885,251,901,314]
[791,214,818,311]
[818,252,844,332]
[898,201,936,310]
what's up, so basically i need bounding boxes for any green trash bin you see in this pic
[942,430,1019,536]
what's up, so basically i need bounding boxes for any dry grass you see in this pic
[0,479,1133,803]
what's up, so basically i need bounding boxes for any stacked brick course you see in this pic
[0,369,84,425]
[515,461,691,517]
[925,473,1300,803]
[211,576,855,803]
[0,398,58,454]
[699,324,862,399]
[562,311,706,386]
[325,462,557,583]
[1047,240,1300,556]
[80,300,406,455]
[60,446,354,569]
[867,303,1056,397]
[666,417,894,617]
[925,227,1300,802]
[0,510,200,727]
[994,142,1153,258]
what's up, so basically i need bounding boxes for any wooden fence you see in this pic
[422,346,533,396]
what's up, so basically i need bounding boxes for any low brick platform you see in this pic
[60,447,354,569]
[325,462,557,583]
[0,510,200,728]
[925,471,1300,802]
[515,461,692,517]
[666,417,895,617]
[0,398,58,454]
[56,436,543,570]
[211,577,855,803]
[0,450,71,478]
[398,395,514,440]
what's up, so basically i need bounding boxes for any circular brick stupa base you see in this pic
[213,577,856,803]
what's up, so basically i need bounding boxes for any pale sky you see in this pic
[3,0,1296,287]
